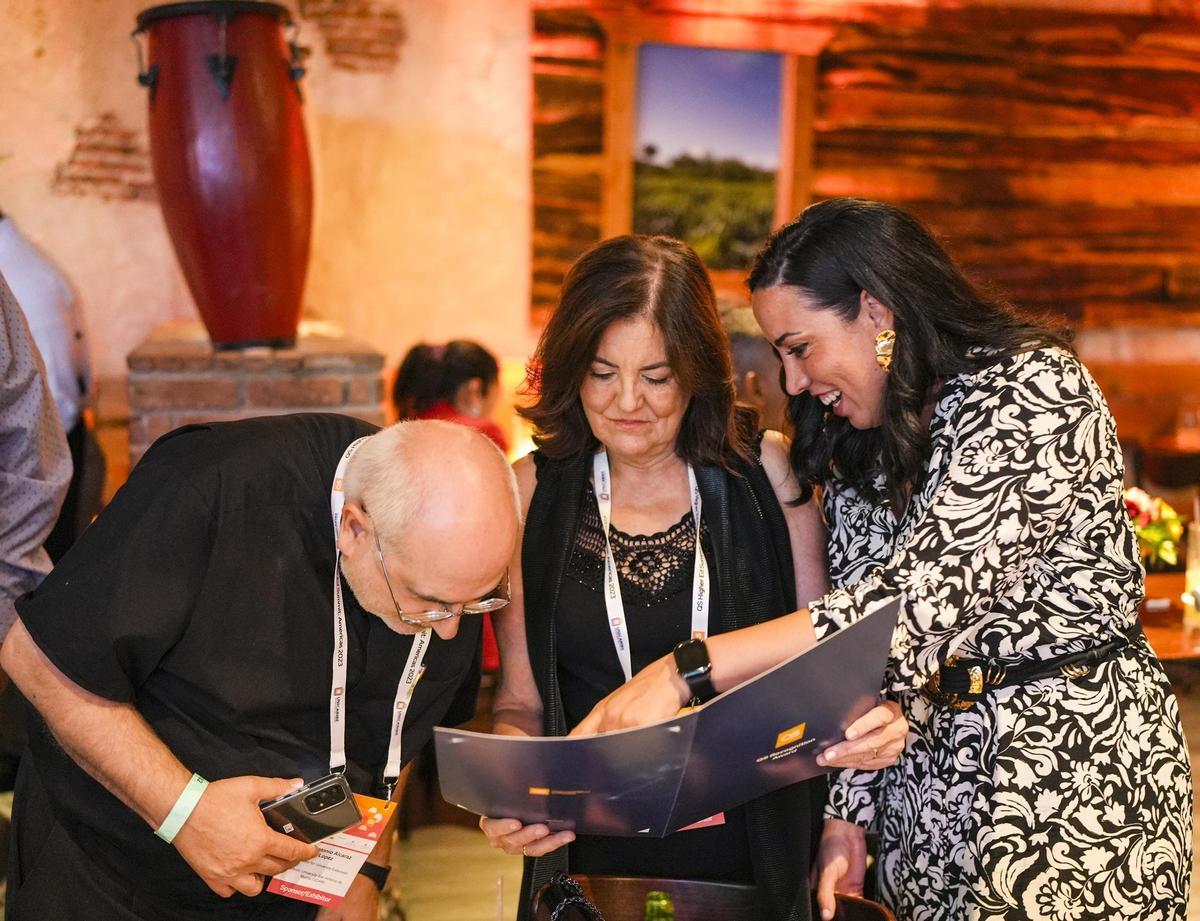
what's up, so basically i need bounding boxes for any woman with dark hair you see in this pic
[575,201,1192,921]
[392,339,508,450]
[480,234,908,921]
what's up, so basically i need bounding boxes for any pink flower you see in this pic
[1124,487,1154,527]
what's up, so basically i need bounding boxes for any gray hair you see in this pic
[342,420,519,552]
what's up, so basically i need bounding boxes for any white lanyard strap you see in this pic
[382,628,429,796]
[330,437,430,796]
[329,438,366,774]
[592,450,709,683]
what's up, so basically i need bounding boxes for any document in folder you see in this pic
[434,598,900,837]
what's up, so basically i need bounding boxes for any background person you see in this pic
[392,339,508,452]
[0,266,73,860]
[0,268,70,676]
[479,235,907,921]
[720,302,789,435]
[0,209,103,562]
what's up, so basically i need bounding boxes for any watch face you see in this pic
[674,638,710,677]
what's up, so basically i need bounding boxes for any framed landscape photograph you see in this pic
[562,10,830,309]
[632,44,783,272]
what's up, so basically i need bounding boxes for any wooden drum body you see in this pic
[135,1,311,349]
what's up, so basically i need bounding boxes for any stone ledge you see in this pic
[127,324,384,374]
[126,322,387,469]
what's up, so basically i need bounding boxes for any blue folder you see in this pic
[435,597,901,837]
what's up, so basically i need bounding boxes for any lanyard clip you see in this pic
[383,776,397,801]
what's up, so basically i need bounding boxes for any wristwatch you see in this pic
[673,637,717,705]
[358,861,392,891]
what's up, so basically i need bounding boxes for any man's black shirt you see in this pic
[15,414,482,912]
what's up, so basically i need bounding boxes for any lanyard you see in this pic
[592,449,709,683]
[330,438,430,799]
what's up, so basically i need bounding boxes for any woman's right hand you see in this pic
[813,818,868,920]
[478,815,575,858]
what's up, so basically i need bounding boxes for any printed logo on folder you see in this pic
[775,722,807,749]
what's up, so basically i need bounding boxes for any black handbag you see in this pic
[531,874,606,921]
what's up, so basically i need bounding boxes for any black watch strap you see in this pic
[358,861,391,891]
[673,637,717,704]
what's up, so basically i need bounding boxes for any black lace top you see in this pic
[557,481,752,884]
[567,481,710,603]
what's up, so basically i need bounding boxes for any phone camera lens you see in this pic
[303,784,346,813]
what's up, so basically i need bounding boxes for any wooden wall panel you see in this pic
[814,12,1200,330]
[532,8,606,325]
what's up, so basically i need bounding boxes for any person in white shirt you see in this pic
[0,268,70,659]
[0,211,103,560]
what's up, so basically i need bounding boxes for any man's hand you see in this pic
[570,656,687,736]
[812,818,868,921]
[172,775,319,898]
[315,873,381,920]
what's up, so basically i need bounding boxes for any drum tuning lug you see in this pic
[287,40,309,98]
[138,63,160,102]
[288,42,309,80]
[130,31,159,102]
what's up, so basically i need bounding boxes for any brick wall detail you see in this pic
[127,332,386,465]
[300,0,406,73]
[53,112,156,202]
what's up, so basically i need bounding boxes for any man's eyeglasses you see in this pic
[372,525,509,627]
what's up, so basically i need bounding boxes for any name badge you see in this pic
[267,794,395,907]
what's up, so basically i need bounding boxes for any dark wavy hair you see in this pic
[392,340,500,419]
[520,234,750,469]
[747,197,1072,504]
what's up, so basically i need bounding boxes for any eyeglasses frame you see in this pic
[371,524,509,627]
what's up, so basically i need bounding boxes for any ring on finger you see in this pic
[872,747,879,759]
[522,845,528,857]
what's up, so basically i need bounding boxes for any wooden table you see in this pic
[1142,572,1200,661]
[532,876,895,921]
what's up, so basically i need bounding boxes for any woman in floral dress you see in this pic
[578,198,1192,920]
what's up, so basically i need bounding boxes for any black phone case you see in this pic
[260,775,362,844]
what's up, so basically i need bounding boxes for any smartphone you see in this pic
[260,773,362,844]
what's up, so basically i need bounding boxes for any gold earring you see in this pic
[875,330,896,371]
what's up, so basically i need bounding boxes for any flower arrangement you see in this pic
[1123,487,1184,570]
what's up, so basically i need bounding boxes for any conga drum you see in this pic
[134,1,311,349]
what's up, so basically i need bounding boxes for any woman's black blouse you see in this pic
[557,481,754,884]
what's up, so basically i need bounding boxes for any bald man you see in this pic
[2,415,519,921]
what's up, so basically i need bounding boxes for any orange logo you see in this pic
[775,722,806,749]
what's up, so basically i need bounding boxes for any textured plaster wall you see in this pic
[304,0,534,364]
[0,0,192,385]
[0,0,533,391]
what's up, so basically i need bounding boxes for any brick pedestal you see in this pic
[126,323,386,466]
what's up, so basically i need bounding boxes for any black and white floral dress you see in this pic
[808,347,1192,921]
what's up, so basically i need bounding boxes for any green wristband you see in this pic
[155,773,209,844]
